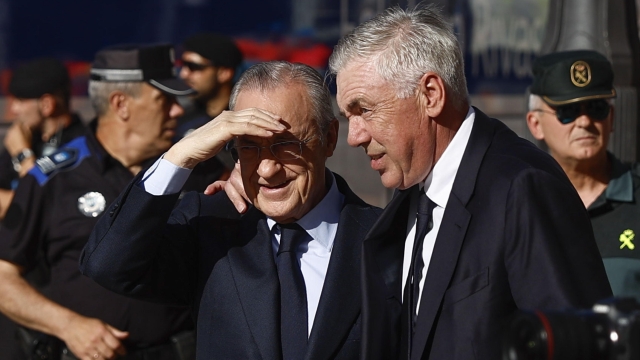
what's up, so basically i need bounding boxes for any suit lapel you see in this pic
[359,187,412,360]
[364,188,413,303]
[410,109,495,359]
[305,203,367,360]
[226,209,282,360]
[410,196,471,359]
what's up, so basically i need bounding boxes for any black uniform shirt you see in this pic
[589,153,640,299]
[0,114,86,190]
[0,124,192,347]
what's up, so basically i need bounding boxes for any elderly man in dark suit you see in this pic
[80,61,381,360]
[328,4,612,360]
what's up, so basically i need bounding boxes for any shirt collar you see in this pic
[424,107,475,208]
[267,171,344,251]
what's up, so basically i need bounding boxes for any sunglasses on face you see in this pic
[181,61,213,72]
[535,99,611,124]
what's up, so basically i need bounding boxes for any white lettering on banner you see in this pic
[465,0,549,79]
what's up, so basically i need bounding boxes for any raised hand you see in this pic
[165,108,286,169]
[4,122,32,157]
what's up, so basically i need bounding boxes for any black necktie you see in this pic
[401,190,436,358]
[277,223,309,360]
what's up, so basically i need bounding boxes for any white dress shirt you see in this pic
[401,107,475,314]
[139,159,344,335]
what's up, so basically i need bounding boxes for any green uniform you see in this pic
[590,152,640,299]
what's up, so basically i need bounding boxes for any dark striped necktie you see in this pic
[277,223,309,360]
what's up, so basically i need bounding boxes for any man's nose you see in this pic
[347,117,369,148]
[256,153,283,179]
[9,100,21,116]
[573,113,594,128]
[170,101,184,118]
[179,66,189,79]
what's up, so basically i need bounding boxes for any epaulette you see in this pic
[29,136,91,185]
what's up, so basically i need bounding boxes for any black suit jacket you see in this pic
[80,172,381,360]
[361,109,613,360]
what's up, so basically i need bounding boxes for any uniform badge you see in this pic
[619,229,635,250]
[36,148,78,175]
[570,60,591,87]
[77,192,106,218]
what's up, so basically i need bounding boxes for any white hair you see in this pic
[328,3,468,110]
[88,81,143,117]
[528,94,545,111]
[528,94,616,111]
[229,61,335,137]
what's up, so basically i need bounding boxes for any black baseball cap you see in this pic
[9,58,70,99]
[90,44,195,96]
[183,33,243,69]
[530,50,616,106]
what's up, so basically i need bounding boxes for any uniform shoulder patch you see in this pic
[29,136,92,185]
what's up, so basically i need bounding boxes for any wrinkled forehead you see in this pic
[337,60,385,87]
[336,59,376,83]
[336,61,389,109]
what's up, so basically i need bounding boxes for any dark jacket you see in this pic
[80,172,382,360]
[360,108,612,360]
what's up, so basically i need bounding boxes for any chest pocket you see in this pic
[442,267,489,307]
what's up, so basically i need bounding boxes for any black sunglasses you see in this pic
[181,61,213,72]
[535,99,611,124]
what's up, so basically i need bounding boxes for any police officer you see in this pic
[0,58,86,220]
[177,32,243,140]
[177,32,243,172]
[526,50,640,299]
[0,44,195,360]
[0,58,86,360]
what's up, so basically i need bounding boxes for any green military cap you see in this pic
[530,50,616,106]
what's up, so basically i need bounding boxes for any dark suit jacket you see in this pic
[80,172,382,360]
[361,108,613,360]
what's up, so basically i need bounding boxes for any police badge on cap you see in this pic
[530,50,616,105]
[78,192,106,217]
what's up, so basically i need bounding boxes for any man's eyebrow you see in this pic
[339,98,365,117]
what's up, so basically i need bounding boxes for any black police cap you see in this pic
[9,58,70,99]
[530,50,616,106]
[90,44,194,96]
[183,33,243,69]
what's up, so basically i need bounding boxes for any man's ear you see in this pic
[38,94,56,117]
[418,72,446,118]
[109,92,130,120]
[526,111,545,140]
[323,118,339,158]
[217,67,235,84]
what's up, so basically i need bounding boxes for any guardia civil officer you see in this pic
[0,44,196,360]
[527,50,640,300]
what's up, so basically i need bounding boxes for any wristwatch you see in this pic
[11,148,35,172]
